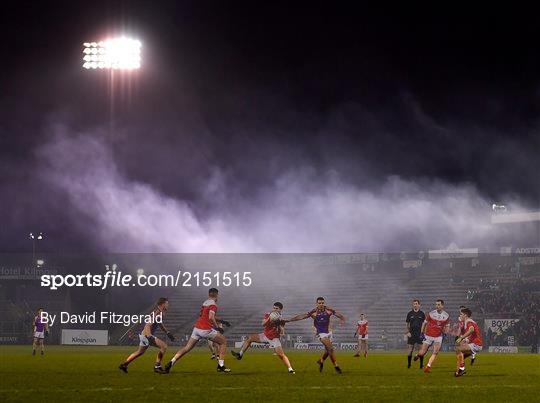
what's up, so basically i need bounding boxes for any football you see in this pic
[268,311,281,321]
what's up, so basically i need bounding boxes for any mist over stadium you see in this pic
[1,4,539,254]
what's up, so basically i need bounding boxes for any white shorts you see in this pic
[258,333,281,348]
[34,331,44,339]
[191,327,219,341]
[317,332,333,341]
[423,335,443,346]
[468,343,483,354]
[139,334,158,347]
[358,334,368,340]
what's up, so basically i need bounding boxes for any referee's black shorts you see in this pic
[407,332,423,345]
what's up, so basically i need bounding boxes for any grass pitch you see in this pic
[1,345,539,402]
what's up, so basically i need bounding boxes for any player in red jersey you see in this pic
[353,313,369,358]
[454,305,477,365]
[165,288,231,373]
[231,302,296,373]
[119,297,175,374]
[414,299,450,373]
[454,307,483,377]
[458,305,478,365]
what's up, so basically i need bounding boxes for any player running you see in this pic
[405,299,426,368]
[454,307,483,377]
[165,288,231,373]
[231,302,296,373]
[414,299,450,373]
[286,297,346,373]
[208,319,231,359]
[353,313,368,358]
[119,297,175,374]
[456,305,477,365]
[208,337,219,360]
[32,308,49,356]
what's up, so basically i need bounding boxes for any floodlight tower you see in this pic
[29,232,44,267]
[81,37,142,136]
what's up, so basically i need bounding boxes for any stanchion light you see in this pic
[82,38,141,70]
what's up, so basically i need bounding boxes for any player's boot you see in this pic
[471,354,476,365]
[317,359,324,372]
[118,364,128,373]
[217,364,231,373]
[423,365,431,373]
[231,350,243,360]
[353,352,360,357]
[364,351,368,358]
[164,361,173,373]
[210,354,216,360]
[454,368,466,377]
[334,366,342,374]
[32,350,36,356]
[154,365,165,374]
[288,368,296,374]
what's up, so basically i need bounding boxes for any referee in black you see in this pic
[405,299,425,368]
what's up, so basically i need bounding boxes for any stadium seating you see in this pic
[3,253,537,349]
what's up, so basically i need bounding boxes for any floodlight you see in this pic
[82,37,141,70]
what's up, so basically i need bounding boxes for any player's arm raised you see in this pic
[284,312,311,322]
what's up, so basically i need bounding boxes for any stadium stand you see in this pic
[3,253,539,351]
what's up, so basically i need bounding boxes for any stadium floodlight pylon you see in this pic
[82,38,141,70]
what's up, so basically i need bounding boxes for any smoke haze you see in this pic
[33,126,530,253]
[2,4,539,252]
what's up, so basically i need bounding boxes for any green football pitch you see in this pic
[1,346,539,402]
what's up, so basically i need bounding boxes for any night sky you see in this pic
[1,2,539,252]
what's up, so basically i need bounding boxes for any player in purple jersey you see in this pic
[285,297,346,373]
[119,297,175,374]
[32,308,49,356]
